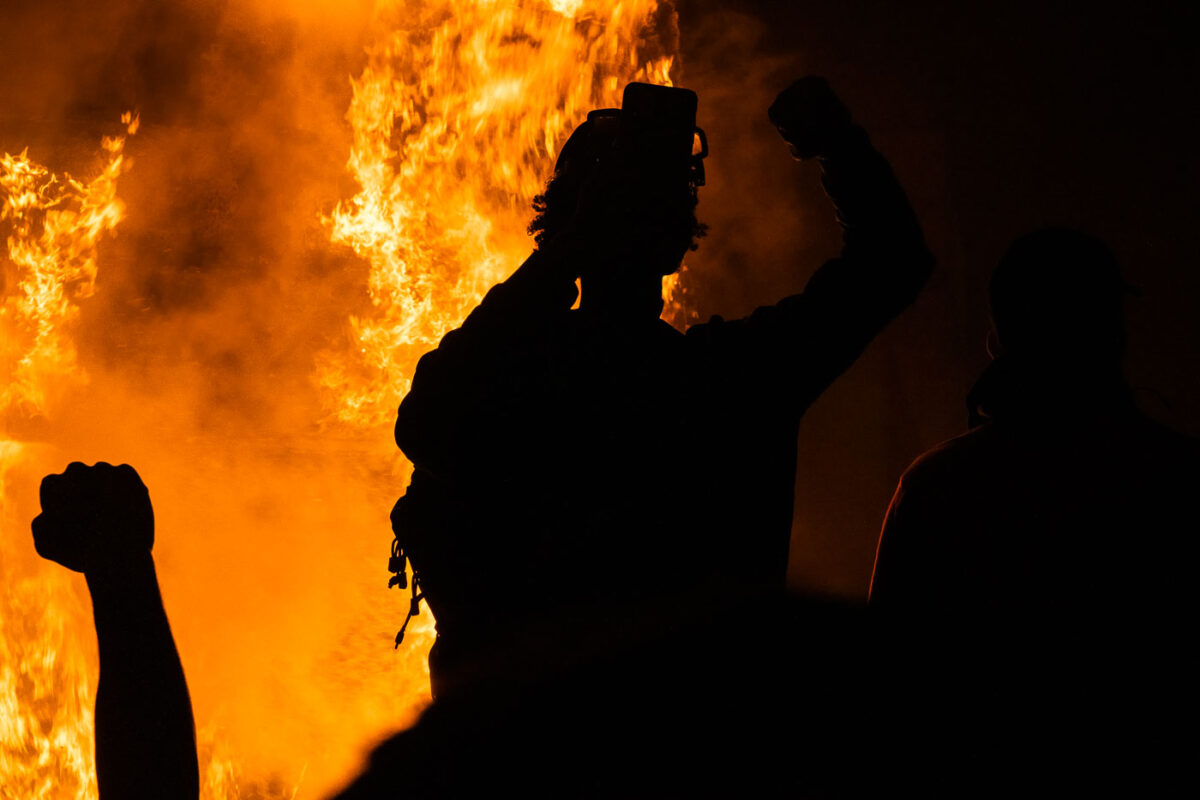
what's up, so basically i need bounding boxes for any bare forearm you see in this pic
[88,552,198,800]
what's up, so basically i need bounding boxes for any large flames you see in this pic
[1,113,136,424]
[1,114,136,800]
[321,0,675,427]
[1,1,678,798]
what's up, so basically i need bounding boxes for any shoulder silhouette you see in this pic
[869,228,1197,795]
[872,227,1197,623]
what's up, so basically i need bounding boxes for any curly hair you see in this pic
[527,164,588,250]
[527,145,707,272]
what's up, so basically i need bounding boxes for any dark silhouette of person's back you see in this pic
[869,228,1198,795]
[872,228,1196,623]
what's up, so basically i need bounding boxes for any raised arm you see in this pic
[690,77,934,409]
[32,462,199,800]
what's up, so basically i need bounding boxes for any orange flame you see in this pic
[320,0,676,428]
[1,113,137,422]
[0,114,135,800]
[1,1,680,797]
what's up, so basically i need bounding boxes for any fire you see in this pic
[1,115,135,800]
[1,113,136,423]
[1,1,680,797]
[320,0,676,428]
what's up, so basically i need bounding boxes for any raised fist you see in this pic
[768,76,854,160]
[31,462,154,574]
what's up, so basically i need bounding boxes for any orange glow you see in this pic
[1,2,679,798]
[1,116,134,800]
[1,113,135,421]
[321,0,675,428]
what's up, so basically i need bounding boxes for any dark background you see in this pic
[676,0,1199,597]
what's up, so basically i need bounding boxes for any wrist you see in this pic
[85,548,157,597]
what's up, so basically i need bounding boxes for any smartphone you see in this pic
[619,83,700,168]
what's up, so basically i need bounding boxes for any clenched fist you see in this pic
[32,462,154,574]
[768,76,855,160]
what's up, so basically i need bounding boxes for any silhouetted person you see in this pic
[390,76,932,697]
[872,228,1196,621]
[32,462,199,800]
[869,228,1198,794]
[330,78,931,796]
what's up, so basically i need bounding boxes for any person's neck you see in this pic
[579,275,665,321]
[971,353,1133,424]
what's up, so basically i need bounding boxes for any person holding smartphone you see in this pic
[339,76,933,795]
[30,77,934,798]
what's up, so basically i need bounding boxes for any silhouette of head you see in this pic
[529,108,705,314]
[989,228,1133,366]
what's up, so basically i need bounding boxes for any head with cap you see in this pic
[528,106,706,315]
[989,228,1134,368]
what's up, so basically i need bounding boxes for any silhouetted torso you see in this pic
[330,104,933,797]
[392,122,932,698]
[872,358,1198,624]
[868,358,1198,795]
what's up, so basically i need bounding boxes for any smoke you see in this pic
[3,1,688,794]
[672,2,940,599]
[2,1,430,794]
[672,5,840,324]
[3,0,874,792]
